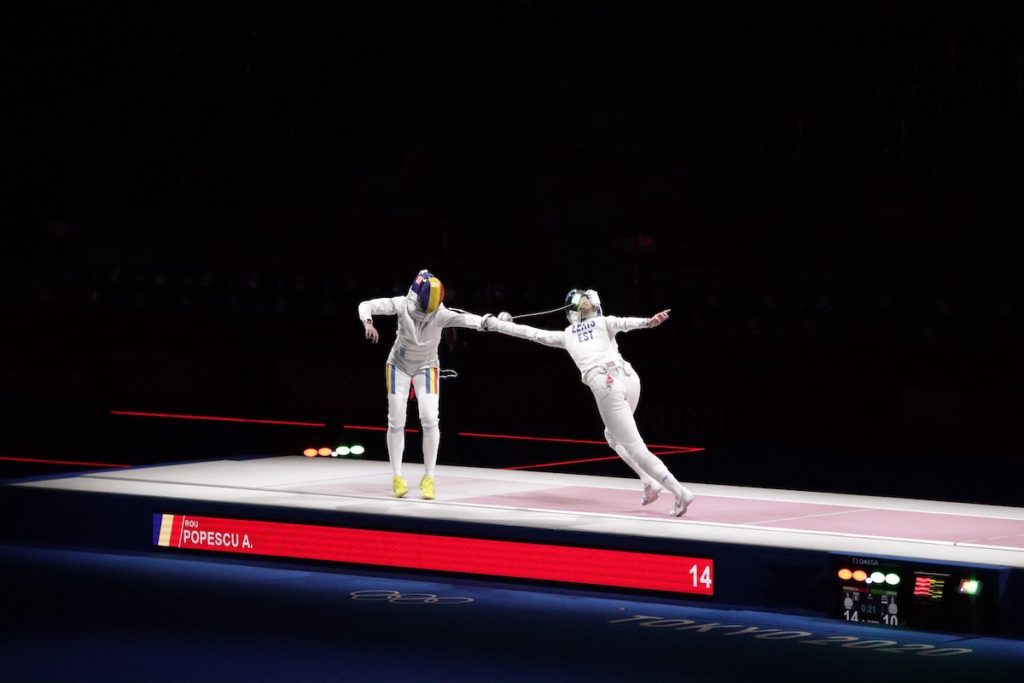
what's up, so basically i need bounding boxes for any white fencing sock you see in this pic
[421,423,439,478]
[387,427,405,477]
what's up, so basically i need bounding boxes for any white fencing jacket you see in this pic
[359,292,483,376]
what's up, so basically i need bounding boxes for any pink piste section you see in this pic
[454,486,1024,549]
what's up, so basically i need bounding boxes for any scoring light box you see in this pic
[832,554,999,634]
[153,513,714,596]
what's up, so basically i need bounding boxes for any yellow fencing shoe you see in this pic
[393,475,409,498]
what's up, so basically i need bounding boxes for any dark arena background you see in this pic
[4,3,1024,682]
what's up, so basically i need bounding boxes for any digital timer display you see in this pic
[832,555,998,634]
[841,583,902,626]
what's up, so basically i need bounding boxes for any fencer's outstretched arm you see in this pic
[434,307,485,331]
[481,316,566,348]
[604,309,671,333]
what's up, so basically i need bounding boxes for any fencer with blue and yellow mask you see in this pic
[411,269,446,314]
[358,269,483,500]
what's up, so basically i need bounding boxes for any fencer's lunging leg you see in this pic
[604,428,661,503]
[594,372,693,515]
[601,370,662,499]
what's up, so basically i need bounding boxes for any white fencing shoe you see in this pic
[642,482,663,506]
[671,487,695,517]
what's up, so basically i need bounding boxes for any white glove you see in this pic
[497,311,513,322]
[480,314,497,331]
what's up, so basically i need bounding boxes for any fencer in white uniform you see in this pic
[359,269,483,499]
[482,289,695,516]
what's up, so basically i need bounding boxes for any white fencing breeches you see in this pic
[587,366,683,496]
[385,364,440,477]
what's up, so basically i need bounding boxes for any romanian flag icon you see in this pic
[153,513,177,547]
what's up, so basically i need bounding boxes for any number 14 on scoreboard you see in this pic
[689,561,714,591]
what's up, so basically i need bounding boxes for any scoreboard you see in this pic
[832,554,1000,634]
[153,512,715,596]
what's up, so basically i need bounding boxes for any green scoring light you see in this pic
[958,579,981,596]
[332,444,365,457]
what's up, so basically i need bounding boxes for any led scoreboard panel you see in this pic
[832,554,999,634]
[154,513,715,596]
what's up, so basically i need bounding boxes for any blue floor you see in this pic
[1,545,1021,682]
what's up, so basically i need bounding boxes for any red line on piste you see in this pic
[343,425,703,470]
[648,447,705,455]
[106,416,702,454]
[457,430,704,452]
[343,424,419,434]
[110,410,326,427]
[0,456,131,469]
[104,415,702,469]
[458,431,609,446]
[502,447,702,471]
[504,455,623,470]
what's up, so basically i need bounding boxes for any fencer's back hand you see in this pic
[497,311,513,322]
[649,309,671,328]
[364,321,380,343]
